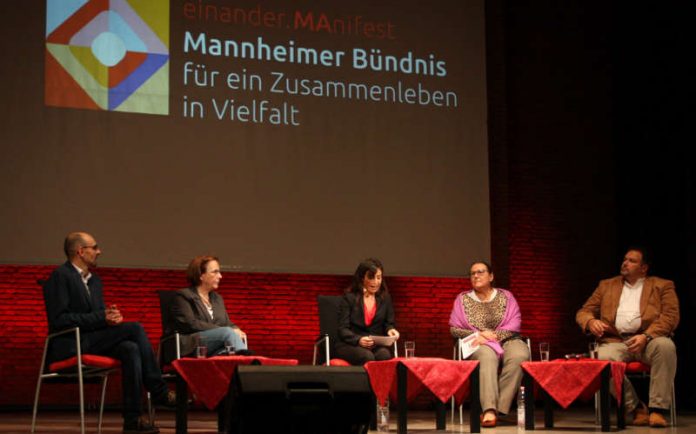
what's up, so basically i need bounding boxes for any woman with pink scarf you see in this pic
[449,261,529,428]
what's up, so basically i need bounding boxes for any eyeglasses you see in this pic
[82,244,99,250]
[470,269,488,276]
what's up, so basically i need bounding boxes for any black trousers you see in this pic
[52,322,167,425]
[334,341,393,365]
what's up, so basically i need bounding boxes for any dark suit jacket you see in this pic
[337,291,396,346]
[42,261,108,361]
[576,275,680,342]
[163,287,237,360]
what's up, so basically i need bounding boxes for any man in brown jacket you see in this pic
[576,247,679,428]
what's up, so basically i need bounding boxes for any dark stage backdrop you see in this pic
[0,0,489,276]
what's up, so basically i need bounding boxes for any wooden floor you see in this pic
[7,407,693,433]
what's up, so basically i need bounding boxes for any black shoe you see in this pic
[495,412,516,425]
[152,390,176,409]
[123,417,160,434]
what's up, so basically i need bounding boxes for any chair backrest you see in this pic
[37,279,49,323]
[157,290,178,337]
[317,295,343,339]
[316,295,344,363]
[157,290,181,365]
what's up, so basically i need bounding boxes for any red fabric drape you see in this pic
[365,358,479,406]
[522,359,626,409]
[172,355,298,409]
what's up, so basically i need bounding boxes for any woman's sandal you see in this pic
[481,411,497,428]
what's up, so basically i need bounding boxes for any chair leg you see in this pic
[324,338,330,367]
[98,374,109,434]
[147,391,154,425]
[31,376,43,433]
[670,382,677,426]
[594,391,600,425]
[78,368,86,434]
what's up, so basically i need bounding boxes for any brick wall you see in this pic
[0,265,488,407]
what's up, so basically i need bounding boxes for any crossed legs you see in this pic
[196,326,248,355]
[84,322,168,425]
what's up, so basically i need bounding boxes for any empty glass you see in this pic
[589,342,599,359]
[195,335,207,358]
[404,341,415,358]
[539,342,550,361]
[196,345,207,358]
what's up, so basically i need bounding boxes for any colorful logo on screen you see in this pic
[45,0,169,115]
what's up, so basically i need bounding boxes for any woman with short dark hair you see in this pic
[170,255,248,358]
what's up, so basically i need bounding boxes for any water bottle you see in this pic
[517,386,525,431]
[377,398,390,432]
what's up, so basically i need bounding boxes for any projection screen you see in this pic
[0,0,489,276]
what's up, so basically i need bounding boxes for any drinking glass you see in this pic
[404,341,415,358]
[195,335,207,358]
[539,342,550,361]
[589,342,599,359]
[376,398,390,432]
[196,345,208,358]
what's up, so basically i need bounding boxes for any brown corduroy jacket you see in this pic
[576,275,680,343]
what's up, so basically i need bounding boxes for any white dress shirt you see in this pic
[615,278,644,334]
[72,263,91,296]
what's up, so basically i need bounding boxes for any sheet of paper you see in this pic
[459,332,480,359]
[370,335,397,347]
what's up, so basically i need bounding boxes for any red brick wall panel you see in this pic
[0,265,470,406]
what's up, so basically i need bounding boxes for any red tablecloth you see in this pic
[172,355,298,409]
[521,359,626,409]
[364,357,479,406]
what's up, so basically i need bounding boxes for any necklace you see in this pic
[197,288,212,307]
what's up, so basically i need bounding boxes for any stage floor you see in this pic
[8,407,693,433]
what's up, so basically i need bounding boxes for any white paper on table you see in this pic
[370,335,397,347]
[459,332,481,359]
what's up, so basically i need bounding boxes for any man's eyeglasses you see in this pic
[82,245,99,250]
[470,269,488,276]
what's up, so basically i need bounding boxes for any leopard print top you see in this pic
[450,290,516,342]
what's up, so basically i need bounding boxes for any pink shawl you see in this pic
[448,288,522,357]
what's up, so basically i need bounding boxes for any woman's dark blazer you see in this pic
[337,291,396,346]
[163,287,236,360]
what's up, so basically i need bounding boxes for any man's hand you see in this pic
[588,319,610,337]
[359,336,375,348]
[387,328,400,340]
[625,334,648,354]
[105,304,123,326]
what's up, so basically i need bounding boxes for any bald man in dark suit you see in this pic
[43,232,174,434]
